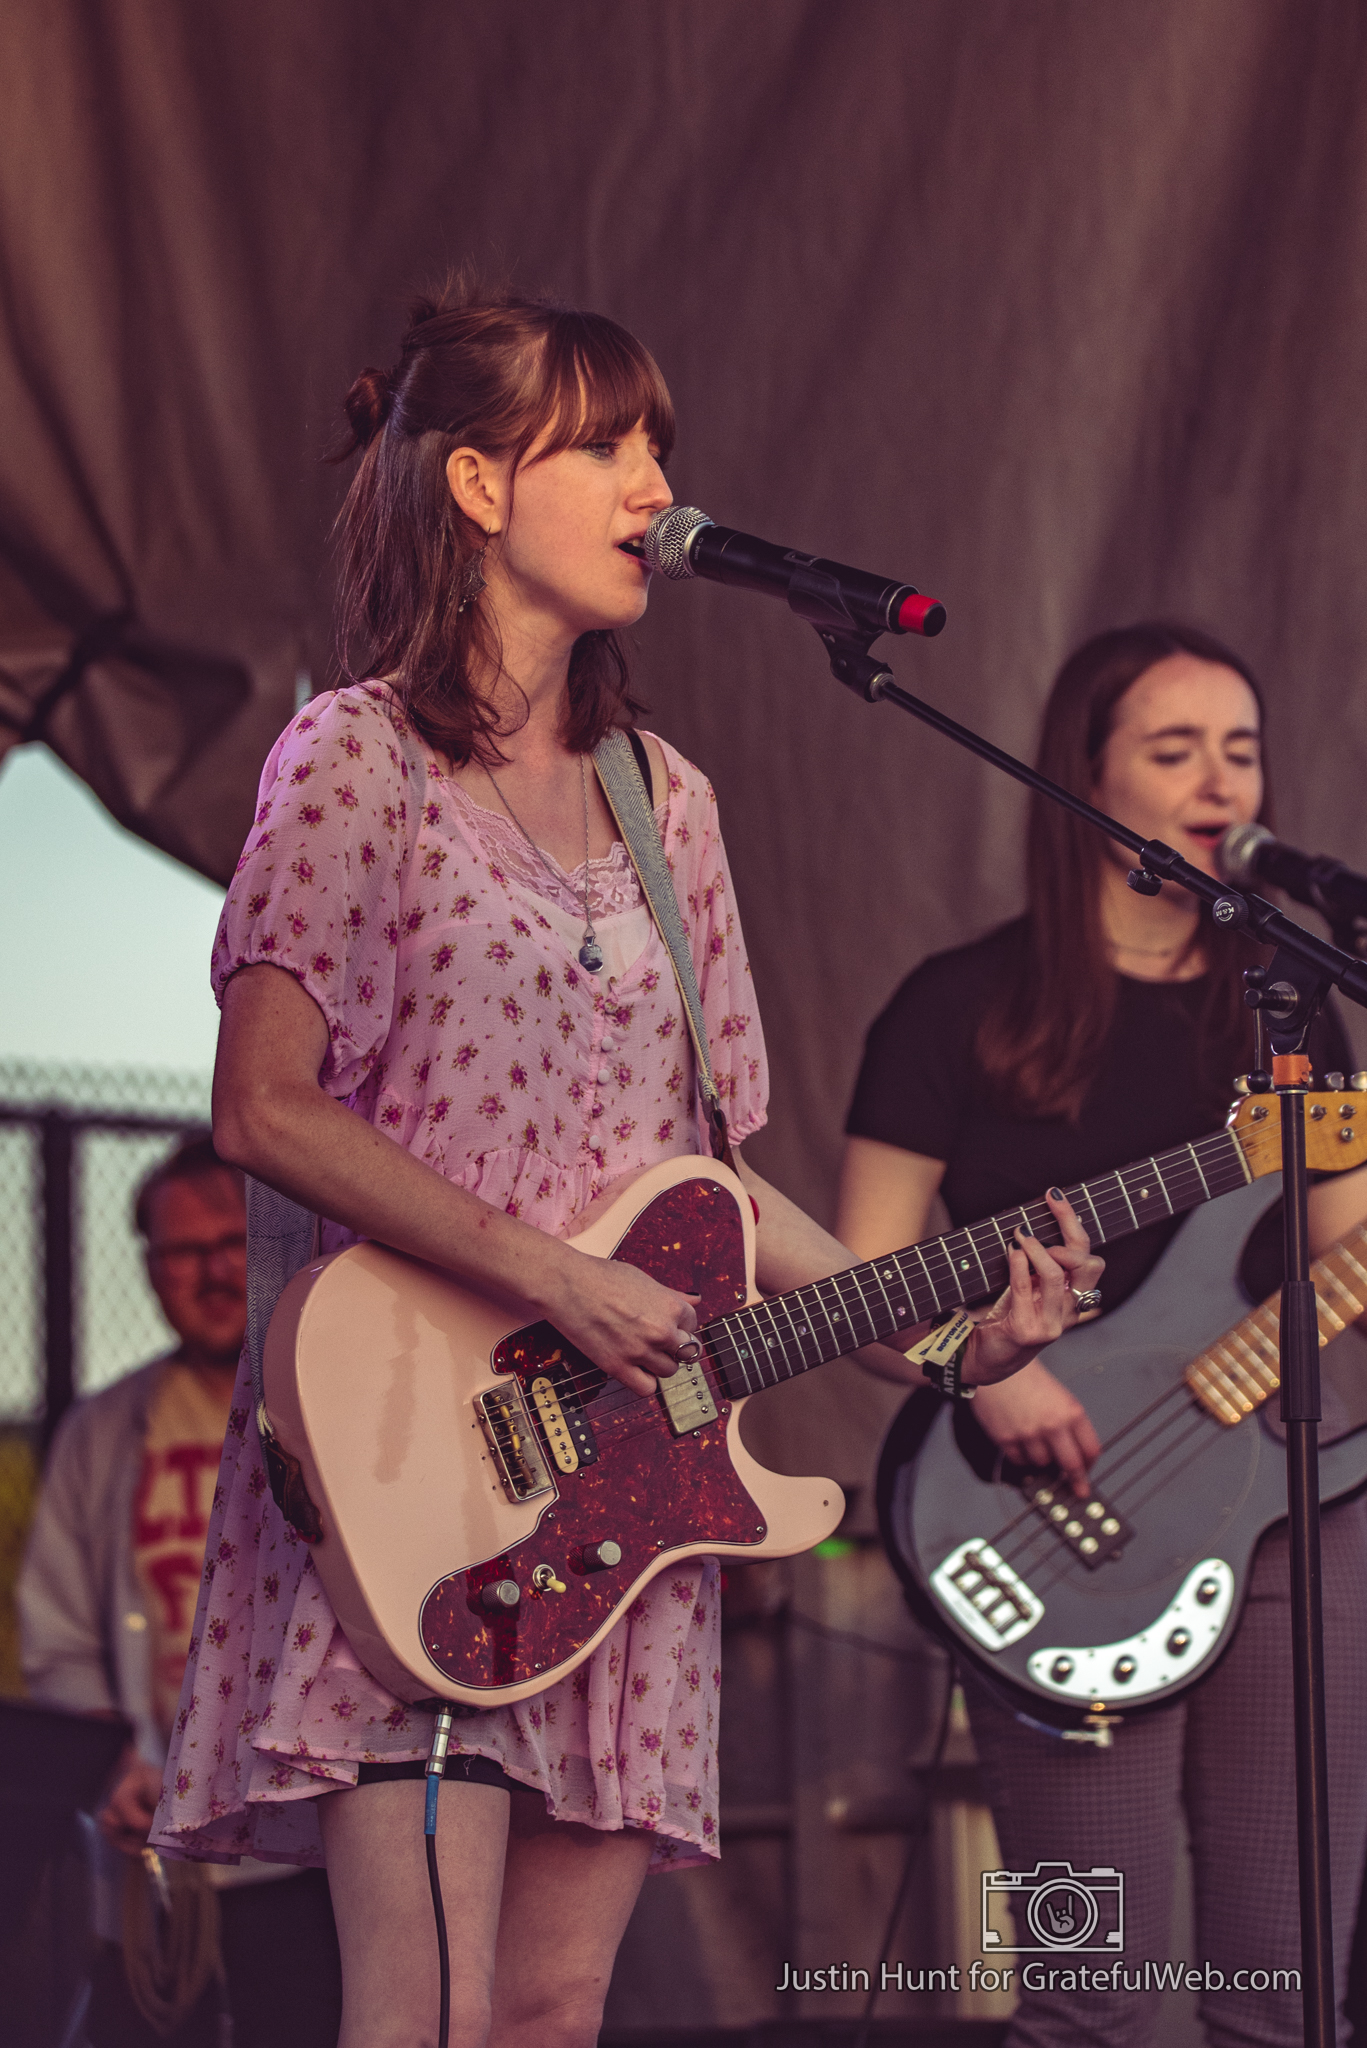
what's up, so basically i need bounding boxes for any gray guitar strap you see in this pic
[244,1174,317,1418]
[245,730,732,1430]
[592,728,736,1171]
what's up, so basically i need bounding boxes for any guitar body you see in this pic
[878,1176,1367,1724]
[263,1157,842,1706]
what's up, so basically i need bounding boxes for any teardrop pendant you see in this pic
[579,933,604,974]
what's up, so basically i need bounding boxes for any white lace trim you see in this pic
[446,776,667,919]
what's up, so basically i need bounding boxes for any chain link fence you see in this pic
[0,1059,211,1694]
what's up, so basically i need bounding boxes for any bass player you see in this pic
[838,621,1367,2048]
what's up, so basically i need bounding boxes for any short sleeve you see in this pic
[656,737,769,1144]
[845,951,984,1162]
[211,687,415,1096]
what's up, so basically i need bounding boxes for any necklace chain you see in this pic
[482,757,604,974]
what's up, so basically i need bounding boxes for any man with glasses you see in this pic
[20,1139,341,2047]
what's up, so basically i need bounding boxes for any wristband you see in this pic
[905,1308,977,1400]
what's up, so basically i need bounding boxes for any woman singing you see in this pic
[149,284,1099,2048]
[838,622,1367,2048]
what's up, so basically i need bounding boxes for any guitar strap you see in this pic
[245,727,734,1533]
[592,727,737,1173]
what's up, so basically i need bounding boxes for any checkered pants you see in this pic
[962,1497,1367,2048]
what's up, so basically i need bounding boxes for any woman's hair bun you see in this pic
[341,367,393,449]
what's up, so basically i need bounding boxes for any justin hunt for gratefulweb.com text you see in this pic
[774,1962,1304,1994]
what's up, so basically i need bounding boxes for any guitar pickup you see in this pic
[1021,1476,1131,1569]
[529,1373,599,1475]
[658,1355,719,1436]
[476,1384,553,1502]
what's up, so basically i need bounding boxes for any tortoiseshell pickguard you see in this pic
[419,1176,762,1691]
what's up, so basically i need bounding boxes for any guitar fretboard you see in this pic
[704,1127,1253,1399]
[1186,1219,1367,1424]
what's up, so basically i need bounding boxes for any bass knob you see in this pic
[1112,1655,1138,1684]
[581,1540,623,1573]
[480,1579,520,1613]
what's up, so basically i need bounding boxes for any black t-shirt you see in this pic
[845,918,1354,1314]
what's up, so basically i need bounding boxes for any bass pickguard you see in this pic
[879,1176,1367,1721]
[419,1176,766,1692]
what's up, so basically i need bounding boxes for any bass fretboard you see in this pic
[703,1126,1252,1399]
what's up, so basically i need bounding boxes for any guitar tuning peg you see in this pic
[1232,1074,1251,1097]
[1325,1072,1346,1090]
[1352,1072,1367,1092]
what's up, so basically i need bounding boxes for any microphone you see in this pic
[632,505,946,639]
[1219,822,1367,925]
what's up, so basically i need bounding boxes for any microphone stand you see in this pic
[816,625,1367,2048]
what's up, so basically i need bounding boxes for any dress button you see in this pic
[597,1068,612,1085]
[601,1036,614,1051]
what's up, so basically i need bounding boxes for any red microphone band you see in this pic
[897,592,947,637]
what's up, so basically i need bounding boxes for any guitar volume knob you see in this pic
[480,1579,520,1612]
[582,1540,623,1573]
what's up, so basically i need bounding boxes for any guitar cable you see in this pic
[425,1704,455,2048]
[852,1657,957,2048]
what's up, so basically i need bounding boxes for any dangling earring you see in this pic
[458,533,490,613]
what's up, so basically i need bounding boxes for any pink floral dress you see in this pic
[149,683,768,1873]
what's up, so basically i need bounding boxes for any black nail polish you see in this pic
[1048,1186,1063,1201]
[1018,1222,1034,1238]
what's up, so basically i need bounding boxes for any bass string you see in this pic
[969,1378,1201,1566]
[990,1403,1207,1579]
[991,1398,1232,1590]
[1023,1428,1230,1605]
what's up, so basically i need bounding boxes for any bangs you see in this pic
[528,311,675,464]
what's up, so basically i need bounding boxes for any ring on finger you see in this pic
[675,1337,702,1363]
[1070,1286,1102,1313]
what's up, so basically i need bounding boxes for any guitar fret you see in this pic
[1320,1253,1367,1323]
[1113,1170,1139,1233]
[1337,1244,1367,1294]
[905,1242,944,1318]
[757,1297,797,1380]
[843,1267,882,1347]
[1187,1143,1212,1201]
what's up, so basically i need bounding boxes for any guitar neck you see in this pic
[1186,1220,1367,1424]
[705,1125,1254,1400]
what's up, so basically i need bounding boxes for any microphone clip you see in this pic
[814,627,896,702]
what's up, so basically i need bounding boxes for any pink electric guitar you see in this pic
[262,1091,1362,1706]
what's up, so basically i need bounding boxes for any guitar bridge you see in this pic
[1021,1477,1131,1569]
[931,1539,1044,1650]
[658,1355,720,1436]
[476,1384,553,1502]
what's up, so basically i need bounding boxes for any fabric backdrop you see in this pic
[6,0,1367,1486]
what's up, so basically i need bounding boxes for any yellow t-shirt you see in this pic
[132,1364,232,1741]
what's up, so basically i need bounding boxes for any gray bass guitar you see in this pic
[877,1173,1367,1728]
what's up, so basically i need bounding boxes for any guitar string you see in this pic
[971,1387,1215,1571]
[945,1378,1199,1564]
[504,1133,1248,1416]
[1019,1424,1233,1605]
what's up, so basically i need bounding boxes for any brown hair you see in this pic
[975,621,1273,1119]
[135,1137,243,1239]
[332,278,675,764]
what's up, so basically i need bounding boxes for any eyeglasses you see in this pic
[146,1231,248,1277]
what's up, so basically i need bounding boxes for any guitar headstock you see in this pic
[1229,1091,1367,1178]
